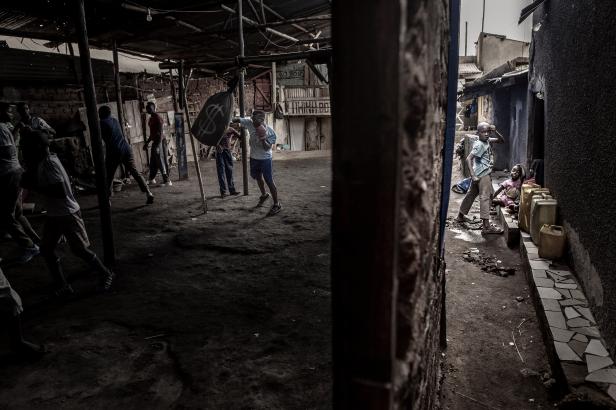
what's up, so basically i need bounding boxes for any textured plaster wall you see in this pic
[530,1,616,353]
[477,34,529,73]
[394,0,448,408]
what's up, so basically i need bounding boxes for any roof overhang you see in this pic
[0,1,331,73]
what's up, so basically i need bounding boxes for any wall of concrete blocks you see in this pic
[0,85,103,132]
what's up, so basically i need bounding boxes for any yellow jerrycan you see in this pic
[538,225,566,259]
[530,199,558,244]
[519,184,549,232]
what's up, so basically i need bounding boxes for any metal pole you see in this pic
[180,62,207,213]
[74,0,115,266]
[158,49,332,70]
[465,21,468,56]
[481,0,486,33]
[112,40,127,137]
[238,0,249,195]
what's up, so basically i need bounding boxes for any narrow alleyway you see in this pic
[441,163,555,410]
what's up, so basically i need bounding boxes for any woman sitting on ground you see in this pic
[492,164,525,211]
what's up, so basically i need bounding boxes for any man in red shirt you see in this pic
[144,102,171,186]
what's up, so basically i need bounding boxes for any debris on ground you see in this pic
[446,216,483,230]
[516,296,525,302]
[461,248,516,277]
[520,368,541,378]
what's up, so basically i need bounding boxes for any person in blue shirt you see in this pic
[233,110,281,216]
[99,106,154,204]
[457,122,504,234]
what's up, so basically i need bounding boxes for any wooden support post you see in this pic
[74,0,115,266]
[180,63,207,213]
[238,0,249,195]
[271,61,277,128]
[271,62,277,106]
[112,40,126,137]
[169,68,179,112]
[174,65,188,180]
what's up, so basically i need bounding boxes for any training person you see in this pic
[456,122,505,234]
[15,102,56,138]
[20,130,114,297]
[233,110,281,216]
[1,266,46,360]
[144,102,171,186]
[99,105,154,204]
[216,126,240,198]
[0,102,40,263]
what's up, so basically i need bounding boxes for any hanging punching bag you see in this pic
[191,77,239,146]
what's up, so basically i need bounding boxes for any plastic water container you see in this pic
[519,185,549,232]
[539,225,566,259]
[530,199,558,244]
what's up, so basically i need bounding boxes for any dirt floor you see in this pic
[441,164,556,410]
[0,151,332,409]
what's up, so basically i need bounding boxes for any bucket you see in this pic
[539,225,566,259]
[530,199,558,244]
[519,185,549,232]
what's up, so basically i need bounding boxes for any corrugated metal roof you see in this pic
[0,1,332,67]
[459,63,481,75]
[0,48,113,85]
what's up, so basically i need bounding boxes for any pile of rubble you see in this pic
[462,248,516,277]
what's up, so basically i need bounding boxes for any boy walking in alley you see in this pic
[144,102,171,186]
[216,126,240,198]
[0,102,40,263]
[20,130,114,297]
[99,106,154,204]
[233,110,282,216]
[457,122,504,234]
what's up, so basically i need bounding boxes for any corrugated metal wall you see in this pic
[0,48,114,85]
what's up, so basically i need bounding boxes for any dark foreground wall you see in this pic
[530,1,616,352]
[331,0,449,408]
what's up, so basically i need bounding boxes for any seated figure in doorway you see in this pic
[492,164,525,211]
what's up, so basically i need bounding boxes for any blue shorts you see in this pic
[250,157,274,184]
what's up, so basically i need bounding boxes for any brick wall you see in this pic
[1,85,88,131]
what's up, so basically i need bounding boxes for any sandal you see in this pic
[257,193,271,207]
[482,224,504,235]
[267,202,282,216]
